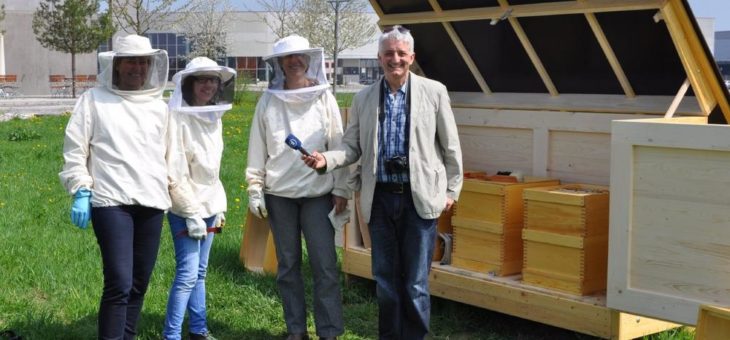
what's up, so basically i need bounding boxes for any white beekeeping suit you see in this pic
[59,34,171,210]
[166,57,235,221]
[246,35,349,202]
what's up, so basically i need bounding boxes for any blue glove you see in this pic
[70,189,92,229]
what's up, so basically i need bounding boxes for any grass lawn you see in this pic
[0,91,694,339]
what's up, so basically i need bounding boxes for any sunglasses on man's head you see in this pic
[382,25,410,34]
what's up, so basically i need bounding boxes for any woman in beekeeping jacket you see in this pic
[245,35,349,340]
[163,56,235,340]
[59,34,170,338]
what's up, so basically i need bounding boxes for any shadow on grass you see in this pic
[207,237,280,299]
[2,311,285,340]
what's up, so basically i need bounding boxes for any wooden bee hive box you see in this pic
[696,305,730,340]
[522,184,609,295]
[451,177,559,276]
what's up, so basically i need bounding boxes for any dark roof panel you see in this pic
[519,14,622,94]
[596,10,688,96]
[375,0,432,14]
[409,23,481,92]
[450,20,546,93]
[503,0,561,5]
[436,0,499,11]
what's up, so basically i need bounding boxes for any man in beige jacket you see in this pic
[304,25,463,340]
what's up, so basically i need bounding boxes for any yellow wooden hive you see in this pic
[451,176,559,276]
[696,304,730,340]
[521,184,609,295]
[240,211,278,275]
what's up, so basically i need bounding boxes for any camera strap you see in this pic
[378,76,411,156]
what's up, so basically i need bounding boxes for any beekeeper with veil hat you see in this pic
[163,56,235,340]
[245,34,349,340]
[59,34,171,338]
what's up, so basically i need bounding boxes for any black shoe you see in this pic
[285,334,309,340]
[189,333,217,340]
[319,337,337,340]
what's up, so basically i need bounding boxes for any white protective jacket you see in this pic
[59,35,171,210]
[246,90,350,199]
[166,109,227,218]
[166,57,234,219]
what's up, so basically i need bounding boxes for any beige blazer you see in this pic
[323,72,463,222]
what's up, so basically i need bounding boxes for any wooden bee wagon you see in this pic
[340,0,730,339]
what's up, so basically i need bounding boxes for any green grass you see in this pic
[0,91,694,339]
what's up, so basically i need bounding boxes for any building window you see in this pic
[147,32,190,80]
[231,56,268,84]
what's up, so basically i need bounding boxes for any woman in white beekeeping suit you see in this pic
[163,57,236,340]
[245,35,349,340]
[58,34,170,339]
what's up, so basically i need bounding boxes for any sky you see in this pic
[688,0,730,32]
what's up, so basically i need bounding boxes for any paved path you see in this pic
[0,97,77,122]
[0,84,366,123]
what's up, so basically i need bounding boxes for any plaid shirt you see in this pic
[377,78,410,183]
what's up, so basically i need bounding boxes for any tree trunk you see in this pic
[71,52,77,98]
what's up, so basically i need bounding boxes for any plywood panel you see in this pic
[458,125,533,174]
[548,131,611,185]
[450,92,702,115]
[630,146,730,301]
[608,117,730,326]
[240,212,278,275]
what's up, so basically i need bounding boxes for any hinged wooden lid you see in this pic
[370,0,730,121]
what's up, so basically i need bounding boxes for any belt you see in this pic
[376,182,410,194]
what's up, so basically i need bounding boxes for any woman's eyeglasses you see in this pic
[194,76,220,84]
[382,25,410,34]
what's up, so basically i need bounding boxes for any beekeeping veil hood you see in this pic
[264,35,329,103]
[168,57,236,121]
[97,34,168,100]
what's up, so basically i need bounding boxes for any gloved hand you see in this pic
[248,187,268,219]
[214,213,226,228]
[70,188,92,229]
[186,215,207,240]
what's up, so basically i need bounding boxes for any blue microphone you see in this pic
[285,133,311,156]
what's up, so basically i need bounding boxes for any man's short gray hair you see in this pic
[378,25,414,54]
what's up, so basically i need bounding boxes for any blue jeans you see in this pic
[162,213,216,340]
[369,186,437,340]
[91,205,164,340]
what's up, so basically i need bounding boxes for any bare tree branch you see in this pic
[182,0,232,61]
[111,0,198,35]
[291,0,376,58]
[248,0,300,40]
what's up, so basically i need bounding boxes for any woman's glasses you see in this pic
[382,25,410,34]
[194,76,220,85]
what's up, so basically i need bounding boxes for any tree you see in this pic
[33,0,114,98]
[251,0,300,39]
[0,4,6,34]
[110,0,198,35]
[182,0,232,61]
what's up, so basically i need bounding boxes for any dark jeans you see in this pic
[265,194,344,338]
[92,205,164,340]
[369,186,437,340]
